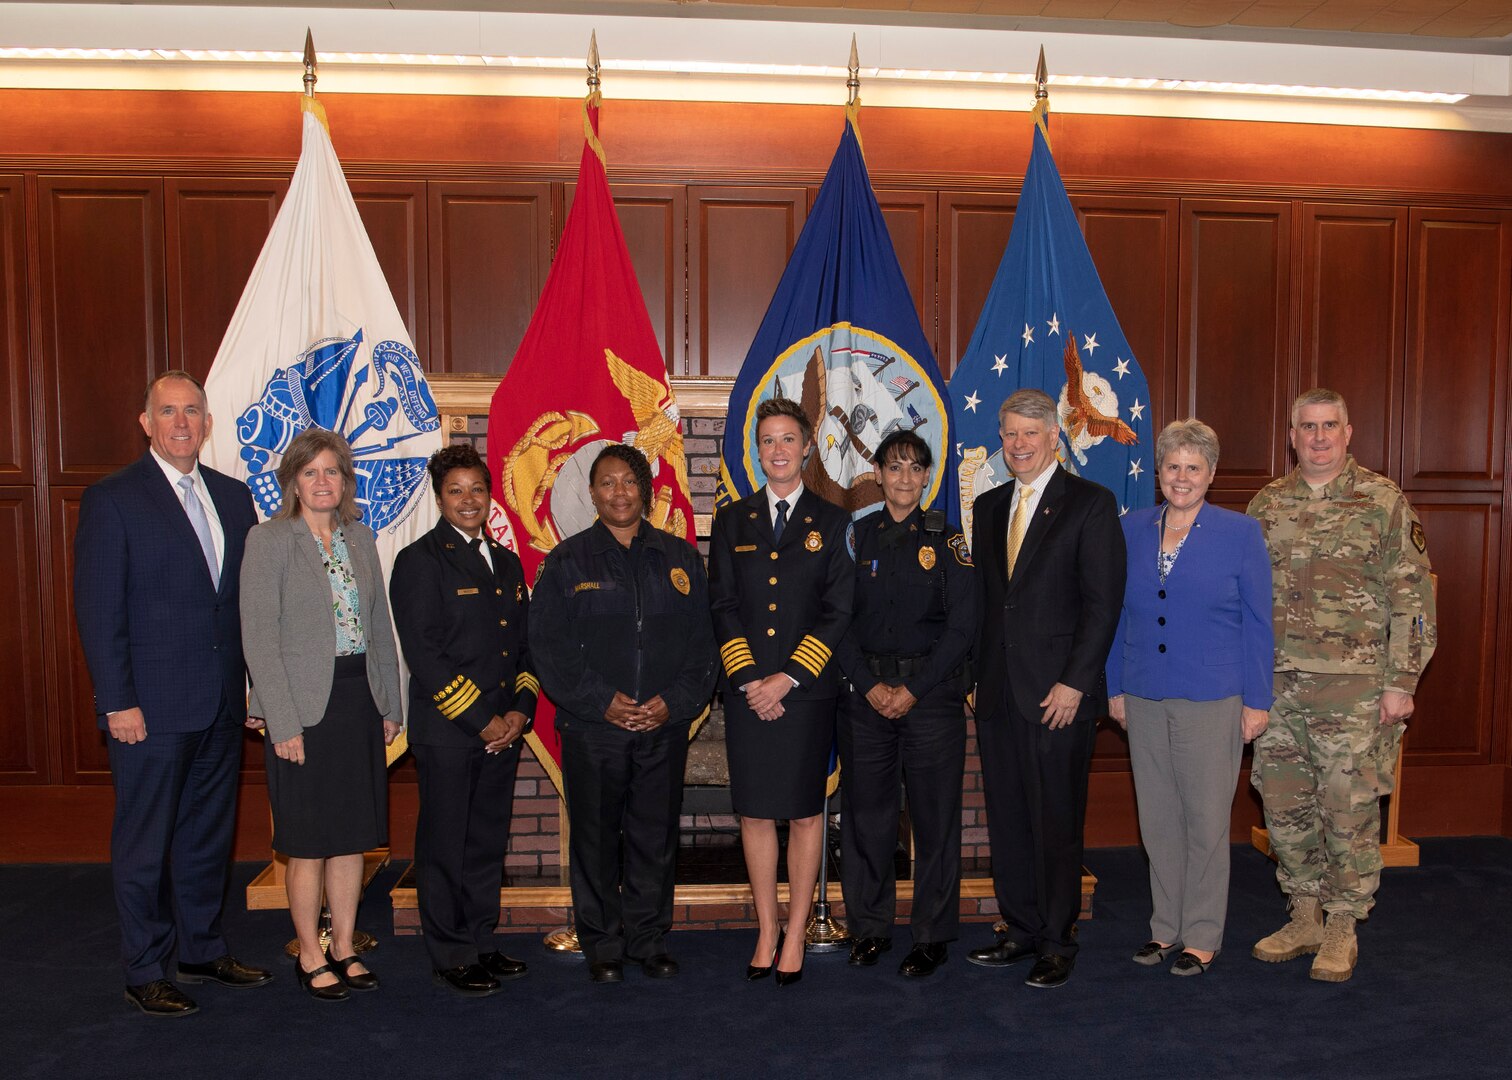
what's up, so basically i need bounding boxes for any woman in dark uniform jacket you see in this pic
[241,428,402,1001]
[389,445,538,998]
[709,398,854,985]
[531,444,716,984]
[836,430,978,979]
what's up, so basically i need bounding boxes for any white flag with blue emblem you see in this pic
[202,98,443,748]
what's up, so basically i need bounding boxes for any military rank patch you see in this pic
[805,530,824,552]
[1411,521,1427,554]
[949,534,973,567]
[918,546,937,570]
[670,567,691,595]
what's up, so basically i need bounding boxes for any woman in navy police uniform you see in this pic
[709,398,854,986]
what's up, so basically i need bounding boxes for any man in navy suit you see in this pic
[74,371,272,1016]
[965,388,1126,988]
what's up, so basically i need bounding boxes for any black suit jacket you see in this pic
[708,487,854,701]
[389,520,538,748]
[74,453,257,732]
[971,466,1126,725]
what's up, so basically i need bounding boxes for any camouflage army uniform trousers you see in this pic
[1250,672,1405,919]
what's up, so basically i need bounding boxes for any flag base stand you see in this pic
[804,899,850,953]
[543,925,582,954]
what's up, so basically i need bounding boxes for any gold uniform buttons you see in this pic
[769,552,778,561]
[768,576,778,585]
[768,603,777,612]
[495,588,503,596]
[766,628,776,637]
[499,619,508,627]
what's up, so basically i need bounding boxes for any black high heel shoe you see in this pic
[775,935,804,987]
[326,947,379,992]
[746,929,785,982]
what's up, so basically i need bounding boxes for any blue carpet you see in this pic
[6,839,1510,1079]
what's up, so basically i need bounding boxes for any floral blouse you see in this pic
[316,527,366,656]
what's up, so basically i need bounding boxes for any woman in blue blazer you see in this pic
[1106,419,1273,976]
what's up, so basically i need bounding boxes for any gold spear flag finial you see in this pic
[303,28,317,97]
[1034,45,1048,102]
[846,33,860,106]
[587,29,601,91]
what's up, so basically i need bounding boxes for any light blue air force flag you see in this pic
[952,112,1155,547]
[717,107,954,523]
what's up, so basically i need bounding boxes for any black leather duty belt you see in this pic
[864,653,928,679]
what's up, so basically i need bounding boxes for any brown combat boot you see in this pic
[1251,896,1324,962]
[1310,913,1358,982]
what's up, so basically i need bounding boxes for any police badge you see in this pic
[805,530,824,552]
[918,546,936,570]
[670,568,691,595]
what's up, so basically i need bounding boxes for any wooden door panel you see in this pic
[50,489,111,782]
[1298,205,1407,478]
[352,180,429,364]
[0,177,29,484]
[938,192,1016,378]
[1177,200,1293,489]
[1075,195,1179,432]
[688,186,807,377]
[0,489,47,781]
[165,178,286,383]
[1409,496,1499,762]
[37,177,166,482]
[1403,210,1510,489]
[427,182,552,375]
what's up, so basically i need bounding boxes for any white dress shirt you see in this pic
[150,448,225,568]
[452,523,493,573]
[766,482,805,529]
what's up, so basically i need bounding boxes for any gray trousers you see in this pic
[1125,694,1244,953]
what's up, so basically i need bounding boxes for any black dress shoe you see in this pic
[433,964,501,997]
[638,954,679,979]
[479,951,529,982]
[325,948,378,992]
[296,962,351,1002]
[124,980,198,1017]
[1024,954,1074,988]
[589,960,624,984]
[774,965,803,987]
[177,955,274,988]
[899,943,948,978]
[847,937,893,967]
[1170,951,1215,977]
[745,929,784,982]
[966,938,1037,969]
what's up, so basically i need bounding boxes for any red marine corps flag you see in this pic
[486,65,696,796]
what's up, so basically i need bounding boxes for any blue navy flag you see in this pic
[952,110,1155,547]
[717,107,954,522]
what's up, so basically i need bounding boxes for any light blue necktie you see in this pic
[774,499,789,544]
[178,475,220,588]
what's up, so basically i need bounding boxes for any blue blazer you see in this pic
[1105,502,1274,710]
[74,453,258,732]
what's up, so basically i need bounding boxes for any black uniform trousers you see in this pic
[411,741,521,970]
[976,700,1096,959]
[838,685,965,944]
[560,722,690,964]
[106,692,241,985]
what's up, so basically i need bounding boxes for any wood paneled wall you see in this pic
[2,88,1510,859]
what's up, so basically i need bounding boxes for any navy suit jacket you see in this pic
[74,453,258,732]
[1105,502,1274,711]
[971,466,1126,726]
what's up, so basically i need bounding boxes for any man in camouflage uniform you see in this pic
[1247,388,1436,982]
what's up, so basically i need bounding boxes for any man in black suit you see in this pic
[966,388,1126,988]
[73,371,272,1017]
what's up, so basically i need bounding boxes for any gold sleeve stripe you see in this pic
[793,643,828,667]
[791,650,825,678]
[721,636,756,677]
[798,635,832,662]
[515,672,540,696]
[437,681,482,720]
[720,638,753,661]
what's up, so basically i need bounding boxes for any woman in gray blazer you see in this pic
[241,428,402,1001]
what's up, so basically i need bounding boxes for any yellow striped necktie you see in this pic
[1005,485,1034,578]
